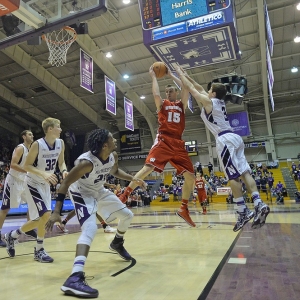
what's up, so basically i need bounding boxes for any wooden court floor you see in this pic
[1,202,300,300]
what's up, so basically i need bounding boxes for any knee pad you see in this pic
[77,221,98,246]
[117,209,134,233]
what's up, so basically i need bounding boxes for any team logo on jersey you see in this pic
[227,165,237,175]
[150,158,155,162]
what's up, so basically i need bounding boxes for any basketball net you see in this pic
[42,26,77,67]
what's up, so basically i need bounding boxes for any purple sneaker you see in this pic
[4,231,18,257]
[34,247,54,263]
[109,240,132,261]
[61,272,99,298]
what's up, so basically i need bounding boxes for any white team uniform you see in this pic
[201,98,250,180]
[69,151,129,227]
[1,144,29,209]
[24,138,63,220]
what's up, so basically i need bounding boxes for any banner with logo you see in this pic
[105,75,116,115]
[119,129,141,153]
[124,97,134,131]
[228,111,250,137]
[80,49,93,93]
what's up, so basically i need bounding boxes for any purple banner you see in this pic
[227,111,250,137]
[124,97,134,131]
[267,70,274,111]
[105,76,116,115]
[265,1,274,56]
[80,49,93,93]
[188,94,193,113]
[266,43,274,89]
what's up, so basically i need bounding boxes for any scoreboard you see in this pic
[140,0,231,30]
[185,140,198,156]
[139,0,240,71]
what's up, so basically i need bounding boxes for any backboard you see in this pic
[0,0,107,49]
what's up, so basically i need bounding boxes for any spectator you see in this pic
[208,162,213,174]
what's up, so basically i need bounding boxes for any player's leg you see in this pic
[199,193,206,214]
[217,135,254,232]
[170,143,196,227]
[119,164,154,203]
[61,211,98,298]
[96,212,116,233]
[98,190,134,261]
[241,171,270,229]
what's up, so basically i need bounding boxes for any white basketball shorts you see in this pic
[216,132,250,180]
[1,174,27,209]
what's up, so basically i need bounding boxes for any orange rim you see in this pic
[42,26,77,45]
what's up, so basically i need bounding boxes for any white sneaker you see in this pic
[56,224,69,233]
[104,226,117,233]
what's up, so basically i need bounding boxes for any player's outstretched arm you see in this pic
[149,65,163,111]
[175,66,211,109]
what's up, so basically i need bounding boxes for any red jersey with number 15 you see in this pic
[157,99,185,139]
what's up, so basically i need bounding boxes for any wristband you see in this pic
[56,193,65,203]
[62,169,67,173]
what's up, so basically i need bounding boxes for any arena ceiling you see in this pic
[0,0,299,142]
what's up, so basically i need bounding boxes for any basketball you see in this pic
[152,62,168,78]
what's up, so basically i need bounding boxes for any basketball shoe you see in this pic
[252,202,270,229]
[4,231,18,257]
[176,205,196,227]
[34,247,54,263]
[104,225,116,233]
[233,208,254,232]
[109,240,132,261]
[61,272,99,298]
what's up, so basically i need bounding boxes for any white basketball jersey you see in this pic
[200,98,232,137]
[74,151,115,193]
[27,138,62,183]
[9,144,29,180]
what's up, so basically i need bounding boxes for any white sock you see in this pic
[233,197,247,213]
[36,237,44,250]
[72,256,87,274]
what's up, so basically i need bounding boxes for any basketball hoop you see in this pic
[42,26,77,67]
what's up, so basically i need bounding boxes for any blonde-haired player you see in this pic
[5,117,67,262]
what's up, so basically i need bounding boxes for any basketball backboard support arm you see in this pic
[12,1,46,29]
[0,0,107,50]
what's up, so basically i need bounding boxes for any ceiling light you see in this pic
[297,3,300,10]
[140,95,145,99]
[291,66,298,73]
[123,0,130,4]
[123,74,129,79]
[294,36,300,43]
[106,52,112,58]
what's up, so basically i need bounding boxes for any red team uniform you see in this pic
[195,177,208,214]
[145,99,194,174]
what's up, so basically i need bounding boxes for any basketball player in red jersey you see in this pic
[194,172,211,214]
[119,64,196,227]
